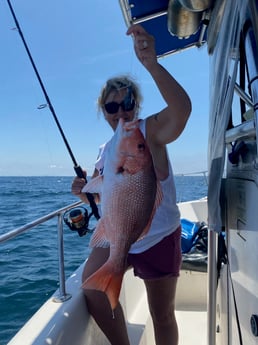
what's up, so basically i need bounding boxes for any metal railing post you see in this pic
[207,230,217,345]
[52,213,72,303]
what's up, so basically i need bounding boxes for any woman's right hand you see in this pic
[71,176,87,196]
[71,169,87,196]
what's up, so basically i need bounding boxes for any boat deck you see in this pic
[122,267,207,345]
[177,310,207,345]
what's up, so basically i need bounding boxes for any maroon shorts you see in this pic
[127,226,182,280]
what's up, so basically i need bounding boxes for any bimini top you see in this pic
[119,0,214,57]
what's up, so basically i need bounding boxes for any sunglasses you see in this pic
[104,99,136,114]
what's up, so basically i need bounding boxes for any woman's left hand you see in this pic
[126,24,157,70]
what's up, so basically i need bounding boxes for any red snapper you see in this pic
[81,118,162,310]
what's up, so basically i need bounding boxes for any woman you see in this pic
[72,24,191,345]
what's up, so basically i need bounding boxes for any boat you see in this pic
[1,0,258,344]
[2,196,208,345]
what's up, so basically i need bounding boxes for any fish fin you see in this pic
[139,219,153,239]
[90,219,109,248]
[138,181,163,239]
[81,175,103,194]
[155,180,163,208]
[81,262,123,310]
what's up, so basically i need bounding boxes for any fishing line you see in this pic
[6,0,100,220]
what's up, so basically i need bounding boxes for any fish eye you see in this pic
[138,143,145,151]
[117,166,125,174]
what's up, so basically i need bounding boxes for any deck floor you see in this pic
[176,310,207,345]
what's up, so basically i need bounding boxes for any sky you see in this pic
[0,0,210,176]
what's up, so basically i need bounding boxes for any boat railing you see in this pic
[0,200,84,303]
[175,170,208,184]
[174,170,208,203]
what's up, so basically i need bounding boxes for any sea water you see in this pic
[0,175,207,344]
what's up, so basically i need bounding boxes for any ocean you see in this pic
[0,175,207,344]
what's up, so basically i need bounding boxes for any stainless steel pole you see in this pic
[207,230,217,345]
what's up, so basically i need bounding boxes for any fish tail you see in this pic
[81,262,123,310]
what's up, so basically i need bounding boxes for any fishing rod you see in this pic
[6,0,100,221]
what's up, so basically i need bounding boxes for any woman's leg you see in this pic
[82,247,130,345]
[144,276,179,345]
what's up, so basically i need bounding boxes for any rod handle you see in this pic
[74,165,86,179]
[74,165,100,220]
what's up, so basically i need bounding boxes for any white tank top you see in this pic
[94,119,181,254]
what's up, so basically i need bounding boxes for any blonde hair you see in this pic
[97,75,142,114]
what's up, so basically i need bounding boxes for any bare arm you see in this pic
[126,24,192,145]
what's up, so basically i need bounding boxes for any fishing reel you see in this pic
[63,207,94,237]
